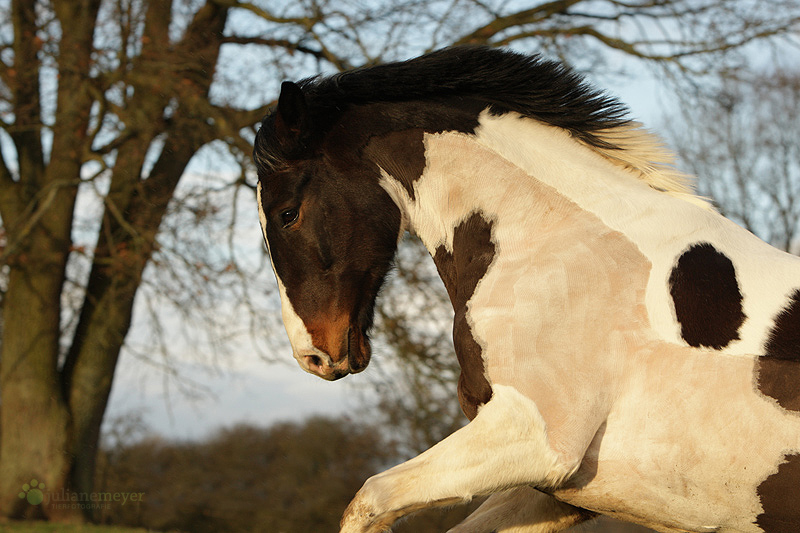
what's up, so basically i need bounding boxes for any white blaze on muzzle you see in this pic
[256,183,330,373]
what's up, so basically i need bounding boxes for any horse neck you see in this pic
[378,114,677,260]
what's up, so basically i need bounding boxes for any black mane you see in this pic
[255,46,631,171]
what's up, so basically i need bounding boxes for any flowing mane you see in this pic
[255,46,699,201]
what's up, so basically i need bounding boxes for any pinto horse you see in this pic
[253,47,800,532]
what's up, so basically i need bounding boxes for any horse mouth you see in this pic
[301,326,371,381]
[347,326,371,374]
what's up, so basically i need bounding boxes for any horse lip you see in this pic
[347,326,370,373]
[346,326,357,373]
[330,368,350,380]
[301,325,369,380]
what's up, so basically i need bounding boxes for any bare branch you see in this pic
[8,0,45,188]
[211,0,317,26]
[0,137,13,187]
[0,136,20,226]
[0,178,80,266]
[454,0,585,45]
[220,36,330,63]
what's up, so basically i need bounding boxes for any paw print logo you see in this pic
[19,479,45,505]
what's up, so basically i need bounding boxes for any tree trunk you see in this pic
[60,3,229,520]
[62,133,200,514]
[0,0,99,521]
[0,0,228,522]
[0,243,74,521]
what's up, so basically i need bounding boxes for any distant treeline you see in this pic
[95,416,391,532]
[95,416,477,532]
[94,415,652,533]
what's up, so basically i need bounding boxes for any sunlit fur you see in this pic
[348,113,800,533]
[253,47,800,533]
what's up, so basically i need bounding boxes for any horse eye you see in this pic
[280,208,299,227]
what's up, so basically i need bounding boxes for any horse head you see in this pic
[254,81,402,380]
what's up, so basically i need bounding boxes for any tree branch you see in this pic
[9,0,45,190]
[0,135,21,228]
[454,0,585,45]
[571,22,800,61]
[220,36,330,62]
[0,178,80,266]
[0,136,13,187]
[210,0,317,27]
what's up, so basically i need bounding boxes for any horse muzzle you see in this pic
[297,326,371,380]
[298,354,342,380]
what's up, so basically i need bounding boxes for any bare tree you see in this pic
[667,69,800,253]
[1,0,798,523]
[0,0,287,520]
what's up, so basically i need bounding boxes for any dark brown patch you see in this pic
[433,212,495,419]
[756,453,800,532]
[364,129,427,199]
[321,100,480,200]
[756,290,800,412]
[668,242,746,349]
[756,358,800,412]
[764,290,800,360]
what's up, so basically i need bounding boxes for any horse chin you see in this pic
[347,326,371,374]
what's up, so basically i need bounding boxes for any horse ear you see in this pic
[275,81,309,142]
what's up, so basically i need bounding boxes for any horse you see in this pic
[252,46,800,533]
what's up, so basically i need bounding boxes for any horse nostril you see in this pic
[306,355,323,369]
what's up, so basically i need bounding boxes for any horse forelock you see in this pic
[253,112,303,174]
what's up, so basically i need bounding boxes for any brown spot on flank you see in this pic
[668,242,746,349]
[756,289,800,412]
[756,453,800,532]
[764,290,800,360]
[433,212,495,419]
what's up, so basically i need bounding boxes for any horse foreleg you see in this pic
[339,385,585,533]
[447,486,594,533]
